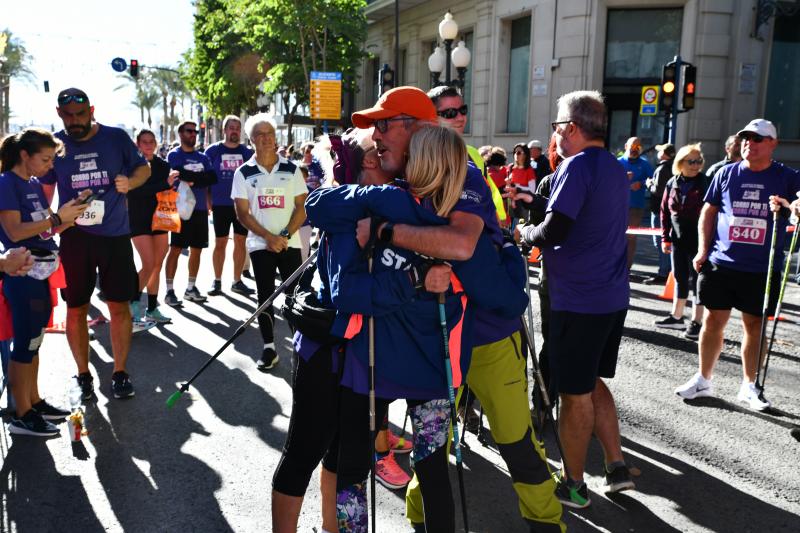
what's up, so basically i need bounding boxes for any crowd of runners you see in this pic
[0,83,799,533]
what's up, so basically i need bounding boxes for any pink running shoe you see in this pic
[387,429,413,455]
[375,451,411,490]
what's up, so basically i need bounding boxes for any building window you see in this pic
[765,9,800,139]
[604,9,682,83]
[507,16,531,133]
[368,57,380,105]
[462,31,473,135]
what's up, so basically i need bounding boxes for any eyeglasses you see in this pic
[514,151,525,156]
[57,94,88,106]
[551,120,572,132]
[374,116,414,134]
[686,158,704,165]
[182,129,198,135]
[741,133,769,143]
[437,105,468,119]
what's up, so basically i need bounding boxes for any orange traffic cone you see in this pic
[528,246,541,264]
[658,272,675,301]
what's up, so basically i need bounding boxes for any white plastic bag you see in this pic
[176,181,196,220]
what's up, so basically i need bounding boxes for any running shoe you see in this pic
[684,321,701,341]
[604,464,636,493]
[654,315,686,329]
[242,269,254,279]
[31,399,70,420]
[375,451,411,490]
[231,280,255,296]
[737,381,770,411]
[130,300,143,321]
[8,410,59,437]
[76,372,95,401]
[184,287,207,303]
[553,472,591,509]
[132,319,156,334]
[208,280,223,296]
[675,372,714,400]
[257,347,279,372]
[111,371,135,399]
[165,290,182,307]
[145,307,172,324]
[387,429,413,455]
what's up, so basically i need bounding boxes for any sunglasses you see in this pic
[741,133,768,143]
[685,158,704,165]
[182,129,199,135]
[437,105,468,119]
[551,120,572,132]
[373,116,414,134]
[57,94,88,106]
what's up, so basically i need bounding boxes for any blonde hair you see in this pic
[673,143,704,175]
[405,126,467,217]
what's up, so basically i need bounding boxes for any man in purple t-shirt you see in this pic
[40,88,151,401]
[204,115,254,297]
[519,90,634,508]
[163,120,217,306]
[676,119,800,411]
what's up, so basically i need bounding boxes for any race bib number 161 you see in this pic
[729,216,767,246]
[257,187,285,209]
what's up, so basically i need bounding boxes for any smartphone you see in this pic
[78,193,98,205]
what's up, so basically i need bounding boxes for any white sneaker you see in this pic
[132,319,156,334]
[737,381,770,411]
[675,373,714,399]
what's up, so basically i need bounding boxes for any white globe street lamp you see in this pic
[428,12,471,88]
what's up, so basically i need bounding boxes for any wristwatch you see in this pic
[279,228,291,238]
[378,222,394,244]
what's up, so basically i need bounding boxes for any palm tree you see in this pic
[149,68,185,143]
[0,30,34,135]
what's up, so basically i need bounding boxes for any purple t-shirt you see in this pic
[618,156,654,210]
[0,172,57,252]
[545,147,630,313]
[205,142,254,207]
[705,161,800,273]
[167,148,214,212]
[40,124,147,237]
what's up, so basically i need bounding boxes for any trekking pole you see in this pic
[368,254,378,533]
[437,293,469,533]
[521,243,544,424]
[458,386,470,448]
[758,217,800,396]
[166,247,319,408]
[754,211,781,395]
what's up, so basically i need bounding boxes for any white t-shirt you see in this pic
[231,156,307,252]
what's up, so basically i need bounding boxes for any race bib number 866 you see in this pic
[257,187,285,209]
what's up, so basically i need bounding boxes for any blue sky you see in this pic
[3,0,195,129]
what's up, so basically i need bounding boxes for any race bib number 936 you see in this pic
[257,187,285,209]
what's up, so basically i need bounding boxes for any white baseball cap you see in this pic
[527,140,542,149]
[737,118,777,139]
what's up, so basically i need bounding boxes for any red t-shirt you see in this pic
[509,166,536,188]
[487,166,508,192]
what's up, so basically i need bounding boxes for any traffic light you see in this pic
[130,59,139,78]
[378,64,394,96]
[681,64,697,111]
[661,63,677,112]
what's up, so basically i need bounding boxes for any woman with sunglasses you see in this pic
[506,142,536,222]
[654,143,707,339]
[128,129,179,325]
[0,129,88,436]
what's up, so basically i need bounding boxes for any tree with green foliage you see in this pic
[0,30,35,135]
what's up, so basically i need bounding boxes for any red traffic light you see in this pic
[685,82,695,94]
[130,59,139,78]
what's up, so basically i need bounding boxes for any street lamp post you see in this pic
[427,11,471,88]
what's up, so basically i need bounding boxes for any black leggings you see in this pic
[250,248,302,343]
[672,241,699,302]
[336,387,455,532]
[272,346,341,496]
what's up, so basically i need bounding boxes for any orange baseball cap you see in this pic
[352,86,438,128]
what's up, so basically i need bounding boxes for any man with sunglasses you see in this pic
[677,118,800,411]
[40,87,151,400]
[164,120,217,307]
[617,137,654,272]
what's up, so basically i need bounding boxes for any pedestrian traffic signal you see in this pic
[130,59,139,78]
[378,64,394,96]
[661,63,677,112]
[681,64,697,111]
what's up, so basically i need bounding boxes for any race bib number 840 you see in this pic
[257,187,285,209]
[729,216,766,246]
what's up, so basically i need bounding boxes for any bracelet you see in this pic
[49,213,62,228]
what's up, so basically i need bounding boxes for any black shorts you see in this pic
[60,227,137,307]
[171,210,209,249]
[129,205,167,237]
[212,205,246,238]
[548,308,627,395]
[697,262,780,317]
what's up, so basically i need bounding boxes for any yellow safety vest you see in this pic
[466,144,508,223]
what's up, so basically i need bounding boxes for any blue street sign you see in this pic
[641,104,657,115]
[111,57,127,73]
[311,71,342,81]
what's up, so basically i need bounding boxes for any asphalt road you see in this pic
[2,234,799,533]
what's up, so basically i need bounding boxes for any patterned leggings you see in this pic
[335,386,453,532]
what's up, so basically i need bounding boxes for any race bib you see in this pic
[257,187,285,209]
[728,216,767,246]
[220,154,244,171]
[184,162,205,172]
[75,200,105,226]
[30,210,48,222]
